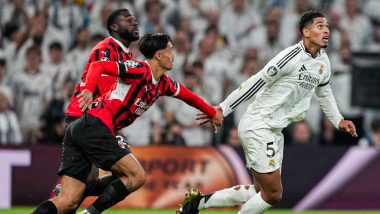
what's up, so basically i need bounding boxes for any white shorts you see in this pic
[238,113,284,173]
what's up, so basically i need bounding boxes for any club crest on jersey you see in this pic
[124,60,142,68]
[267,66,278,76]
[319,64,324,74]
[269,159,275,168]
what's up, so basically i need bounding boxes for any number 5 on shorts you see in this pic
[266,142,275,158]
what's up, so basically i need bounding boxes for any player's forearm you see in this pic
[176,85,216,118]
[84,61,119,92]
[315,84,344,129]
[220,73,266,117]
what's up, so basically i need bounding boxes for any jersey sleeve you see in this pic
[219,46,300,117]
[84,60,145,93]
[163,75,180,96]
[314,59,343,129]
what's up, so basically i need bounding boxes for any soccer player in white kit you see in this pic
[177,10,358,214]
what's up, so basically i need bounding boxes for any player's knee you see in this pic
[60,196,82,211]
[133,168,146,188]
[121,167,146,191]
[265,189,282,205]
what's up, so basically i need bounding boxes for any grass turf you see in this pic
[2,207,380,214]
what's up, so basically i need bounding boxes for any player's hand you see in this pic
[77,89,94,112]
[339,119,358,138]
[196,106,224,133]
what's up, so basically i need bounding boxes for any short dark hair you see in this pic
[106,9,131,34]
[298,10,325,35]
[139,33,171,59]
[49,41,63,50]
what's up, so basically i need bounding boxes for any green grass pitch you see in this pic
[1,207,379,214]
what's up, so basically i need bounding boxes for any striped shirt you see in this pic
[220,41,344,129]
[85,61,216,134]
[65,37,132,118]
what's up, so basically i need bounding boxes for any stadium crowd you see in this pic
[0,0,379,147]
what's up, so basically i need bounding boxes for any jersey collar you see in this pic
[299,40,321,58]
[145,60,159,85]
[110,37,130,54]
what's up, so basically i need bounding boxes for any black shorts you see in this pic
[58,114,131,182]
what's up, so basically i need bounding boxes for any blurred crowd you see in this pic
[0,0,379,148]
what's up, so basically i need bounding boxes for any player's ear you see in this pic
[110,24,119,32]
[302,27,310,38]
[154,50,161,60]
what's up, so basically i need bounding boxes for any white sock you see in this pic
[238,192,272,214]
[198,185,257,209]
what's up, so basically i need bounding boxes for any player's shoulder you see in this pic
[279,42,303,57]
[92,37,117,51]
[272,43,303,69]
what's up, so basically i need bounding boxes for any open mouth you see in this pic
[323,36,329,43]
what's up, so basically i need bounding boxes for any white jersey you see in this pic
[220,41,344,129]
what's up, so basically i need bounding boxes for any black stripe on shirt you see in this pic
[118,47,124,62]
[230,79,265,109]
[94,49,100,61]
[318,80,330,87]
[108,42,117,53]
[277,47,301,69]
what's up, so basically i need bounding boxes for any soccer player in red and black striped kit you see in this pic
[32,34,223,214]
[52,8,139,210]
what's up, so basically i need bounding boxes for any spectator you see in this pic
[10,45,52,144]
[141,0,175,36]
[0,86,22,145]
[66,27,91,81]
[358,118,380,148]
[41,41,76,99]
[339,0,372,51]
[120,104,163,146]
[289,120,314,145]
[164,71,213,146]
[218,0,262,51]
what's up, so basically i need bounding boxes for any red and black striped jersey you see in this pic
[84,61,216,134]
[65,37,132,118]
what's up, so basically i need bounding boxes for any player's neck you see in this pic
[111,35,131,48]
[147,59,165,81]
[303,39,320,58]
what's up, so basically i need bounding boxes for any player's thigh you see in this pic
[77,114,131,171]
[111,153,145,178]
[238,122,284,173]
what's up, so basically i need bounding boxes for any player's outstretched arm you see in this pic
[338,119,358,137]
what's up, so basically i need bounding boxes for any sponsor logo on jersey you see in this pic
[298,72,320,90]
[100,57,110,61]
[267,66,278,76]
[298,64,307,72]
[144,86,152,92]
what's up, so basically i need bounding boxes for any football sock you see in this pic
[32,200,57,214]
[198,185,257,209]
[238,192,272,214]
[86,179,130,213]
[86,174,118,196]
